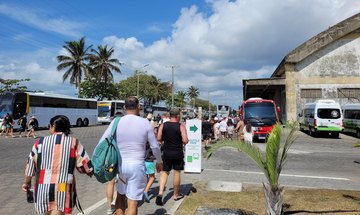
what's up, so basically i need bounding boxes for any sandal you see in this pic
[155,195,163,206]
[173,194,184,201]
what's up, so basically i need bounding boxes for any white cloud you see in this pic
[0,3,83,37]
[2,0,359,108]
[104,0,359,107]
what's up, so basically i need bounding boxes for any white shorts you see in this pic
[116,162,146,201]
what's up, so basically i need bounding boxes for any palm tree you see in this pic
[89,45,122,84]
[205,123,297,215]
[187,86,199,108]
[176,90,187,108]
[57,37,92,94]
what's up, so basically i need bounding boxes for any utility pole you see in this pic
[166,65,179,108]
[208,91,211,112]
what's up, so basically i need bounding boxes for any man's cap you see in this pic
[169,108,180,116]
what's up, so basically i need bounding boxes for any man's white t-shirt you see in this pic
[100,115,162,164]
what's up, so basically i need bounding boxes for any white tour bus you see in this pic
[0,92,98,129]
[299,99,343,137]
[97,100,125,124]
[150,104,169,117]
[342,103,360,138]
[97,100,145,124]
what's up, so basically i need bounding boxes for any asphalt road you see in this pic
[0,125,359,214]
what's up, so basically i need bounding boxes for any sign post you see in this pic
[185,119,202,173]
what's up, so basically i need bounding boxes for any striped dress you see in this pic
[25,133,93,214]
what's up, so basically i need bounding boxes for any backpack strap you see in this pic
[108,116,122,162]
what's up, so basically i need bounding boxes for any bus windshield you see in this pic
[98,106,111,117]
[0,93,14,117]
[244,102,277,125]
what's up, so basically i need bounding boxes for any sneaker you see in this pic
[33,136,37,139]
[143,192,150,203]
[106,205,115,215]
[155,195,163,206]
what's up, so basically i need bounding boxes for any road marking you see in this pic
[76,198,107,215]
[204,169,350,181]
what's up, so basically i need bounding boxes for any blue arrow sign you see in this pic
[190,125,198,132]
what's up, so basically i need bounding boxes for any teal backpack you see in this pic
[92,117,122,183]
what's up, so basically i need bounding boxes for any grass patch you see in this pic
[175,182,360,215]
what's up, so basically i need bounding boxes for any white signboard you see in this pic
[185,119,202,173]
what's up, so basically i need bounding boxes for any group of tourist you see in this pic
[202,114,254,149]
[22,96,189,215]
[0,113,37,138]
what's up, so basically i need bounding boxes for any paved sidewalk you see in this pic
[84,172,199,215]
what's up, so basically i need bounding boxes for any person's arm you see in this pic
[157,124,163,142]
[180,123,189,144]
[23,141,38,192]
[75,140,93,176]
[147,124,163,173]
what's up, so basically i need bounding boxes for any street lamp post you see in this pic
[136,64,149,98]
[166,65,178,109]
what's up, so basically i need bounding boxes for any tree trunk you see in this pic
[263,183,284,215]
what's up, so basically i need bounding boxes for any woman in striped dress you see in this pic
[22,115,93,215]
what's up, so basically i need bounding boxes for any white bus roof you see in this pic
[27,92,97,102]
[342,103,360,110]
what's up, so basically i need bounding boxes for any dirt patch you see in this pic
[175,182,360,215]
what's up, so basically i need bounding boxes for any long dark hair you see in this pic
[49,115,71,135]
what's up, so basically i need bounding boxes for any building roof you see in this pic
[271,12,360,78]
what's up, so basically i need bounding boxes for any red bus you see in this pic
[240,98,280,140]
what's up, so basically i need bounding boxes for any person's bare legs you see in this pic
[107,178,116,211]
[156,171,169,205]
[144,174,155,193]
[173,170,181,199]
[158,171,169,196]
[115,192,126,215]
[126,199,138,215]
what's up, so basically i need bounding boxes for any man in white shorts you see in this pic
[99,96,163,215]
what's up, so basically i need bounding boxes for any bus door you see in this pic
[13,93,28,120]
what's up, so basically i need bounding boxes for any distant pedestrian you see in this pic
[219,117,228,140]
[18,114,27,137]
[4,113,14,138]
[0,118,7,136]
[143,142,156,203]
[235,115,245,141]
[213,117,220,141]
[26,116,37,138]
[202,116,212,149]
[22,115,93,215]
[227,120,235,140]
[243,123,254,145]
[156,108,189,206]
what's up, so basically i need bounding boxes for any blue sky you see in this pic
[0,0,359,109]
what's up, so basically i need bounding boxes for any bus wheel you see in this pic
[357,129,360,138]
[76,119,83,127]
[83,118,89,127]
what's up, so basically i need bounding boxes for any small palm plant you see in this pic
[205,123,297,215]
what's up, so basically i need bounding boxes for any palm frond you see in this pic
[265,124,281,187]
[204,140,241,159]
[278,122,298,173]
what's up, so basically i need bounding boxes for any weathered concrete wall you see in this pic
[295,34,360,77]
[285,34,360,120]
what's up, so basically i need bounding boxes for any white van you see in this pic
[299,99,343,137]
[342,103,360,138]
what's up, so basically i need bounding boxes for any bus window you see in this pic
[13,93,27,119]
[0,92,14,117]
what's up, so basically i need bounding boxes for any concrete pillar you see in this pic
[285,64,297,122]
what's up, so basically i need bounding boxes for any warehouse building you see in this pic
[243,13,360,122]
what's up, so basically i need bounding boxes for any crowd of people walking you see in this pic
[20,96,251,215]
